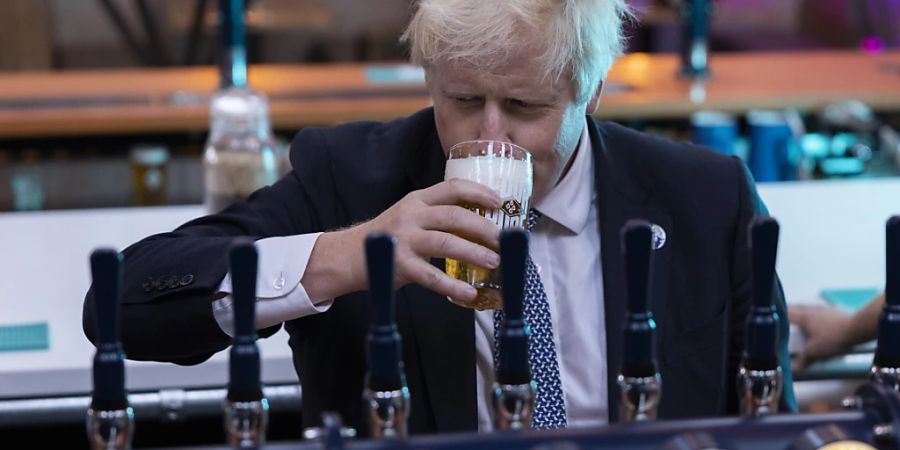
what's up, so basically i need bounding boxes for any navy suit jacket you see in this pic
[84,108,796,435]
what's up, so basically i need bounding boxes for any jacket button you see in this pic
[166,275,180,289]
[155,277,167,291]
[142,278,154,293]
[180,274,194,286]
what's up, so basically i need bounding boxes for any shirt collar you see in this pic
[534,121,593,234]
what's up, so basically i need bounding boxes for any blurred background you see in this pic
[0,0,898,210]
[0,0,899,448]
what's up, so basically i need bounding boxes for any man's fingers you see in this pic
[420,205,501,249]
[419,178,502,209]
[412,230,499,269]
[407,259,477,301]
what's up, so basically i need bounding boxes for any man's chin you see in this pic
[530,184,551,206]
[531,167,564,202]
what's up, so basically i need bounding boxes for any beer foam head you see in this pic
[445,155,532,200]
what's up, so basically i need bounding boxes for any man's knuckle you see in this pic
[437,233,453,253]
[447,178,465,191]
[444,207,459,225]
[424,269,441,288]
[406,231,425,252]
[483,218,497,233]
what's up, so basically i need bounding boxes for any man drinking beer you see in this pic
[84,0,796,435]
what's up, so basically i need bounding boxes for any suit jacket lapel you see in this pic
[589,119,671,422]
[402,124,478,432]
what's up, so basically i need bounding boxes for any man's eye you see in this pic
[509,99,536,109]
[455,96,478,103]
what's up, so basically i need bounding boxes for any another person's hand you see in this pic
[305,178,503,302]
[788,304,854,370]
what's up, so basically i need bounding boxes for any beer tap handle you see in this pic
[228,240,263,401]
[496,229,530,385]
[90,249,127,410]
[887,217,900,311]
[872,216,900,392]
[618,220,661,423]
[364,233,409,438]
[738,216,783,416]
[621,220,657,376]
[746,216,780,368]
[225,240,269,449]
[492,229,535,431]
[87,249,134,450]
[366,234,404,390]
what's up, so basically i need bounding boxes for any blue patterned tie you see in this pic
[494,208,568,429]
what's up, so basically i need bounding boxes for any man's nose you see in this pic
[477,102,511,142]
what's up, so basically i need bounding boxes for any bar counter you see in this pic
[1,178,897,402]
[0,50,898,138]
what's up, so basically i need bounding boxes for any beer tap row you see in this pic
[84,215,900,449]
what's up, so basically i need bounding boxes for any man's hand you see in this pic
[303,178,503,302]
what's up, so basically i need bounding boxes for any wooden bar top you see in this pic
[0,50,898,138]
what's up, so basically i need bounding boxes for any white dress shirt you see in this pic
[213,120,607,431]
[212,233,334,336]
[474,123,607,430]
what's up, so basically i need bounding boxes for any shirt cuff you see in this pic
[213,233,334,336]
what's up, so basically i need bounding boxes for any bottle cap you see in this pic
[209,87,271,135]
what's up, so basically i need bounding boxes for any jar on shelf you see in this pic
[203,87,279,214]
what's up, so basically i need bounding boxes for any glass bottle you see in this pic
[203,87,279,213]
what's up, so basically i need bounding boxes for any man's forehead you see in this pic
[430,60,568,96]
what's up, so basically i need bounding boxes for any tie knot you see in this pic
[527,208,542,233]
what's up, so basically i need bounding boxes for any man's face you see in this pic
[427,52,589,202]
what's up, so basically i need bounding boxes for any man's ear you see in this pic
[585,81,604,115]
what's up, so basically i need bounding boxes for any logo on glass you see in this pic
[501,199,522,217]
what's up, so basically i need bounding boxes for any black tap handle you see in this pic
[365,233,405,391]
[875,216,900,367]
[496,229,532,385]
[91,249,122,345]
[230,241,258,338]
[622,220,653,315]
[887,216,899,308]
[227,240,262,402]
[89,249,128,410]
[367,234,396,328]
[501,230,528,320]
[218,0,247,88]
[621,220,657,377]
[745,216,780,369]
[751,217,779,310]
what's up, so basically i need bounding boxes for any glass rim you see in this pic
[447,140,532,162]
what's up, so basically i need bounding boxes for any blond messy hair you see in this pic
[402,0,632,104]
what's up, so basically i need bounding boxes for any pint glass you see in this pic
[444,141,533,310]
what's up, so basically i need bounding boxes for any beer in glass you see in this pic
[444,140,533,310]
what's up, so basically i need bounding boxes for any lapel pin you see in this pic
[651,224,667,250]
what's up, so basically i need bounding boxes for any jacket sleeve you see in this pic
[727,157,798,413]
[83,130,331,365]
